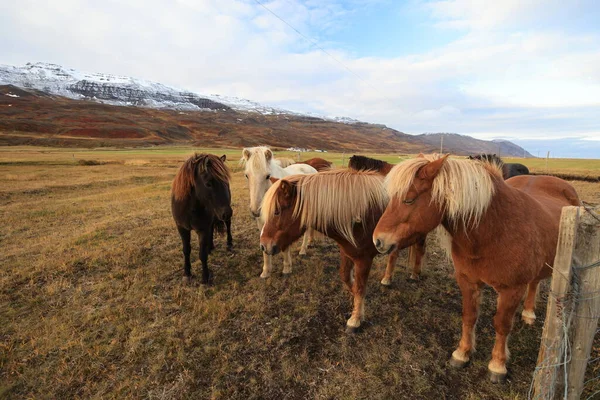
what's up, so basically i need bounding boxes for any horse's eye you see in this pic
[244,174,248,179]
[266,174,271,180]
[274,209,280,216]
[206,181,213,188]
[403,198,415,205]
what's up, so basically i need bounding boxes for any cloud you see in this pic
[0,0,599,157]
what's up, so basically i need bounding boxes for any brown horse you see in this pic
[171,153,233,284]
[298,157,332,172]
[260,169,388,332]
[348,154,426,283]
[373,154,580,382]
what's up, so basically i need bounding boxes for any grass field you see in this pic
[1,146,598,399]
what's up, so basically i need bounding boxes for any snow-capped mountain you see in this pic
[0,62,358,123]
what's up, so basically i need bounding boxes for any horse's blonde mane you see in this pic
[262,169,388,247]
[385,154,501,228]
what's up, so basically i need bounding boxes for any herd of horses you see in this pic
[170,148,580,384]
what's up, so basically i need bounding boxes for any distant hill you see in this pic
[0,61,532,157]
[416,133,534,157]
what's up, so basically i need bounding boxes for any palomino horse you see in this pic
[348,155,426,283]
[241,146,317,278]
[468,154,529,179]
[373,154,580,382]
[260,169,388,332]
[171,153,233,284]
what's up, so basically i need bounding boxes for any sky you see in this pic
[1,0,599,158]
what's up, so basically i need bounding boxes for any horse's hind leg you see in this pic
[450,274,483,368]
[521,280,540,325]
[408,237,426,281]
[225,216,233,251]
[198,231,212,284]
[177,226,192,280]
[488,284,527,383]
[299,229,313,255]
[381,248,398,286]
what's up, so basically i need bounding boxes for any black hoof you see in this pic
[201,271,214,285]
[345,325,360,334]
[448,356,469,369]
[227,244,234,252]
[488,371,507,384]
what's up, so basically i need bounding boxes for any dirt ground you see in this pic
[1,147,598,399]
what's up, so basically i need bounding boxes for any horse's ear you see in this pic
[264,148,273,161]
[242,148,251,160]
[269,177,279,184]
[279,179,296,198]
[220,154,227,162]
[418,154,449,180]
[417,153,425,158]
[467,155,473,159]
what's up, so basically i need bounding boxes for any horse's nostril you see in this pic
[375,239,382,249]
[260,244,266,253]
[272,244,279,255]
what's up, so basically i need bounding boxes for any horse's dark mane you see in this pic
[468,153,504,167]
[348,155,390,172]
[172,153,230,201]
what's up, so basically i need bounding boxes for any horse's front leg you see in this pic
[346,257,372,333]
[282,247,292,274]
[198,230,213,284]
[299,228,313,255]
[381,248,398,286]
[177,226,192,280]
[488,285,527,383]
[339,249,353,292]
[450,273,483,368]
[260,252,273,278]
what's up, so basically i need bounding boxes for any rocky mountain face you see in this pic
[0,62,532,157]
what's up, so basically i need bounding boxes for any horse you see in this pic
[372,154,580,383]
[274,157,296,168]
[298,157,332,171]
[241,146,318,278]
[171,153,233,284]
[468,154,529,180]
[260,169,388,332]
[348,154,426,283]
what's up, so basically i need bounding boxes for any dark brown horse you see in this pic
[468,154,529,179]
[373,154,580,382]
[348,154,426,283]
[260,170,388,332]
[171,153,233,284]
[298,157,332,172]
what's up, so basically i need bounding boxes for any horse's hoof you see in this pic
[260,272,270,279]
[345,325,360,334]
[488,371,507,384]
[407,274,420,282]
[380,277,392,286]
[227,244,234,252]
[449,356,469,369]
[282,269,292,275]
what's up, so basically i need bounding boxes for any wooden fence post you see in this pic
[533,206,579,398]
[567,206,600,400]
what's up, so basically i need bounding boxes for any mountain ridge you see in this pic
[0,62,532,156]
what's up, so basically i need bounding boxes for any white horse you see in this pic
[241,146,317,278]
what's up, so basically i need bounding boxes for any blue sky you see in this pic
[1,0,599,157]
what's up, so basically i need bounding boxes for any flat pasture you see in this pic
[1,146,598,399]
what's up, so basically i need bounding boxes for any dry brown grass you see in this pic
[1,147,598,399]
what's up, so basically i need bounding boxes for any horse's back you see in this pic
[284,164,318,175]
[507,175,580,216]
[504,163,529,178]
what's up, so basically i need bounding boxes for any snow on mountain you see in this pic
[0,62,359,123]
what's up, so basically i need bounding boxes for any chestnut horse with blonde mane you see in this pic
[260,169,388,332]
[348,154,426,283]
[373,154,580,382]
[171,153,233,284]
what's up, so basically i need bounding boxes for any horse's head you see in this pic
[259,177,304,255]
[193,154,232,221]
[242,147,275,218]
[373,155,448,254]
